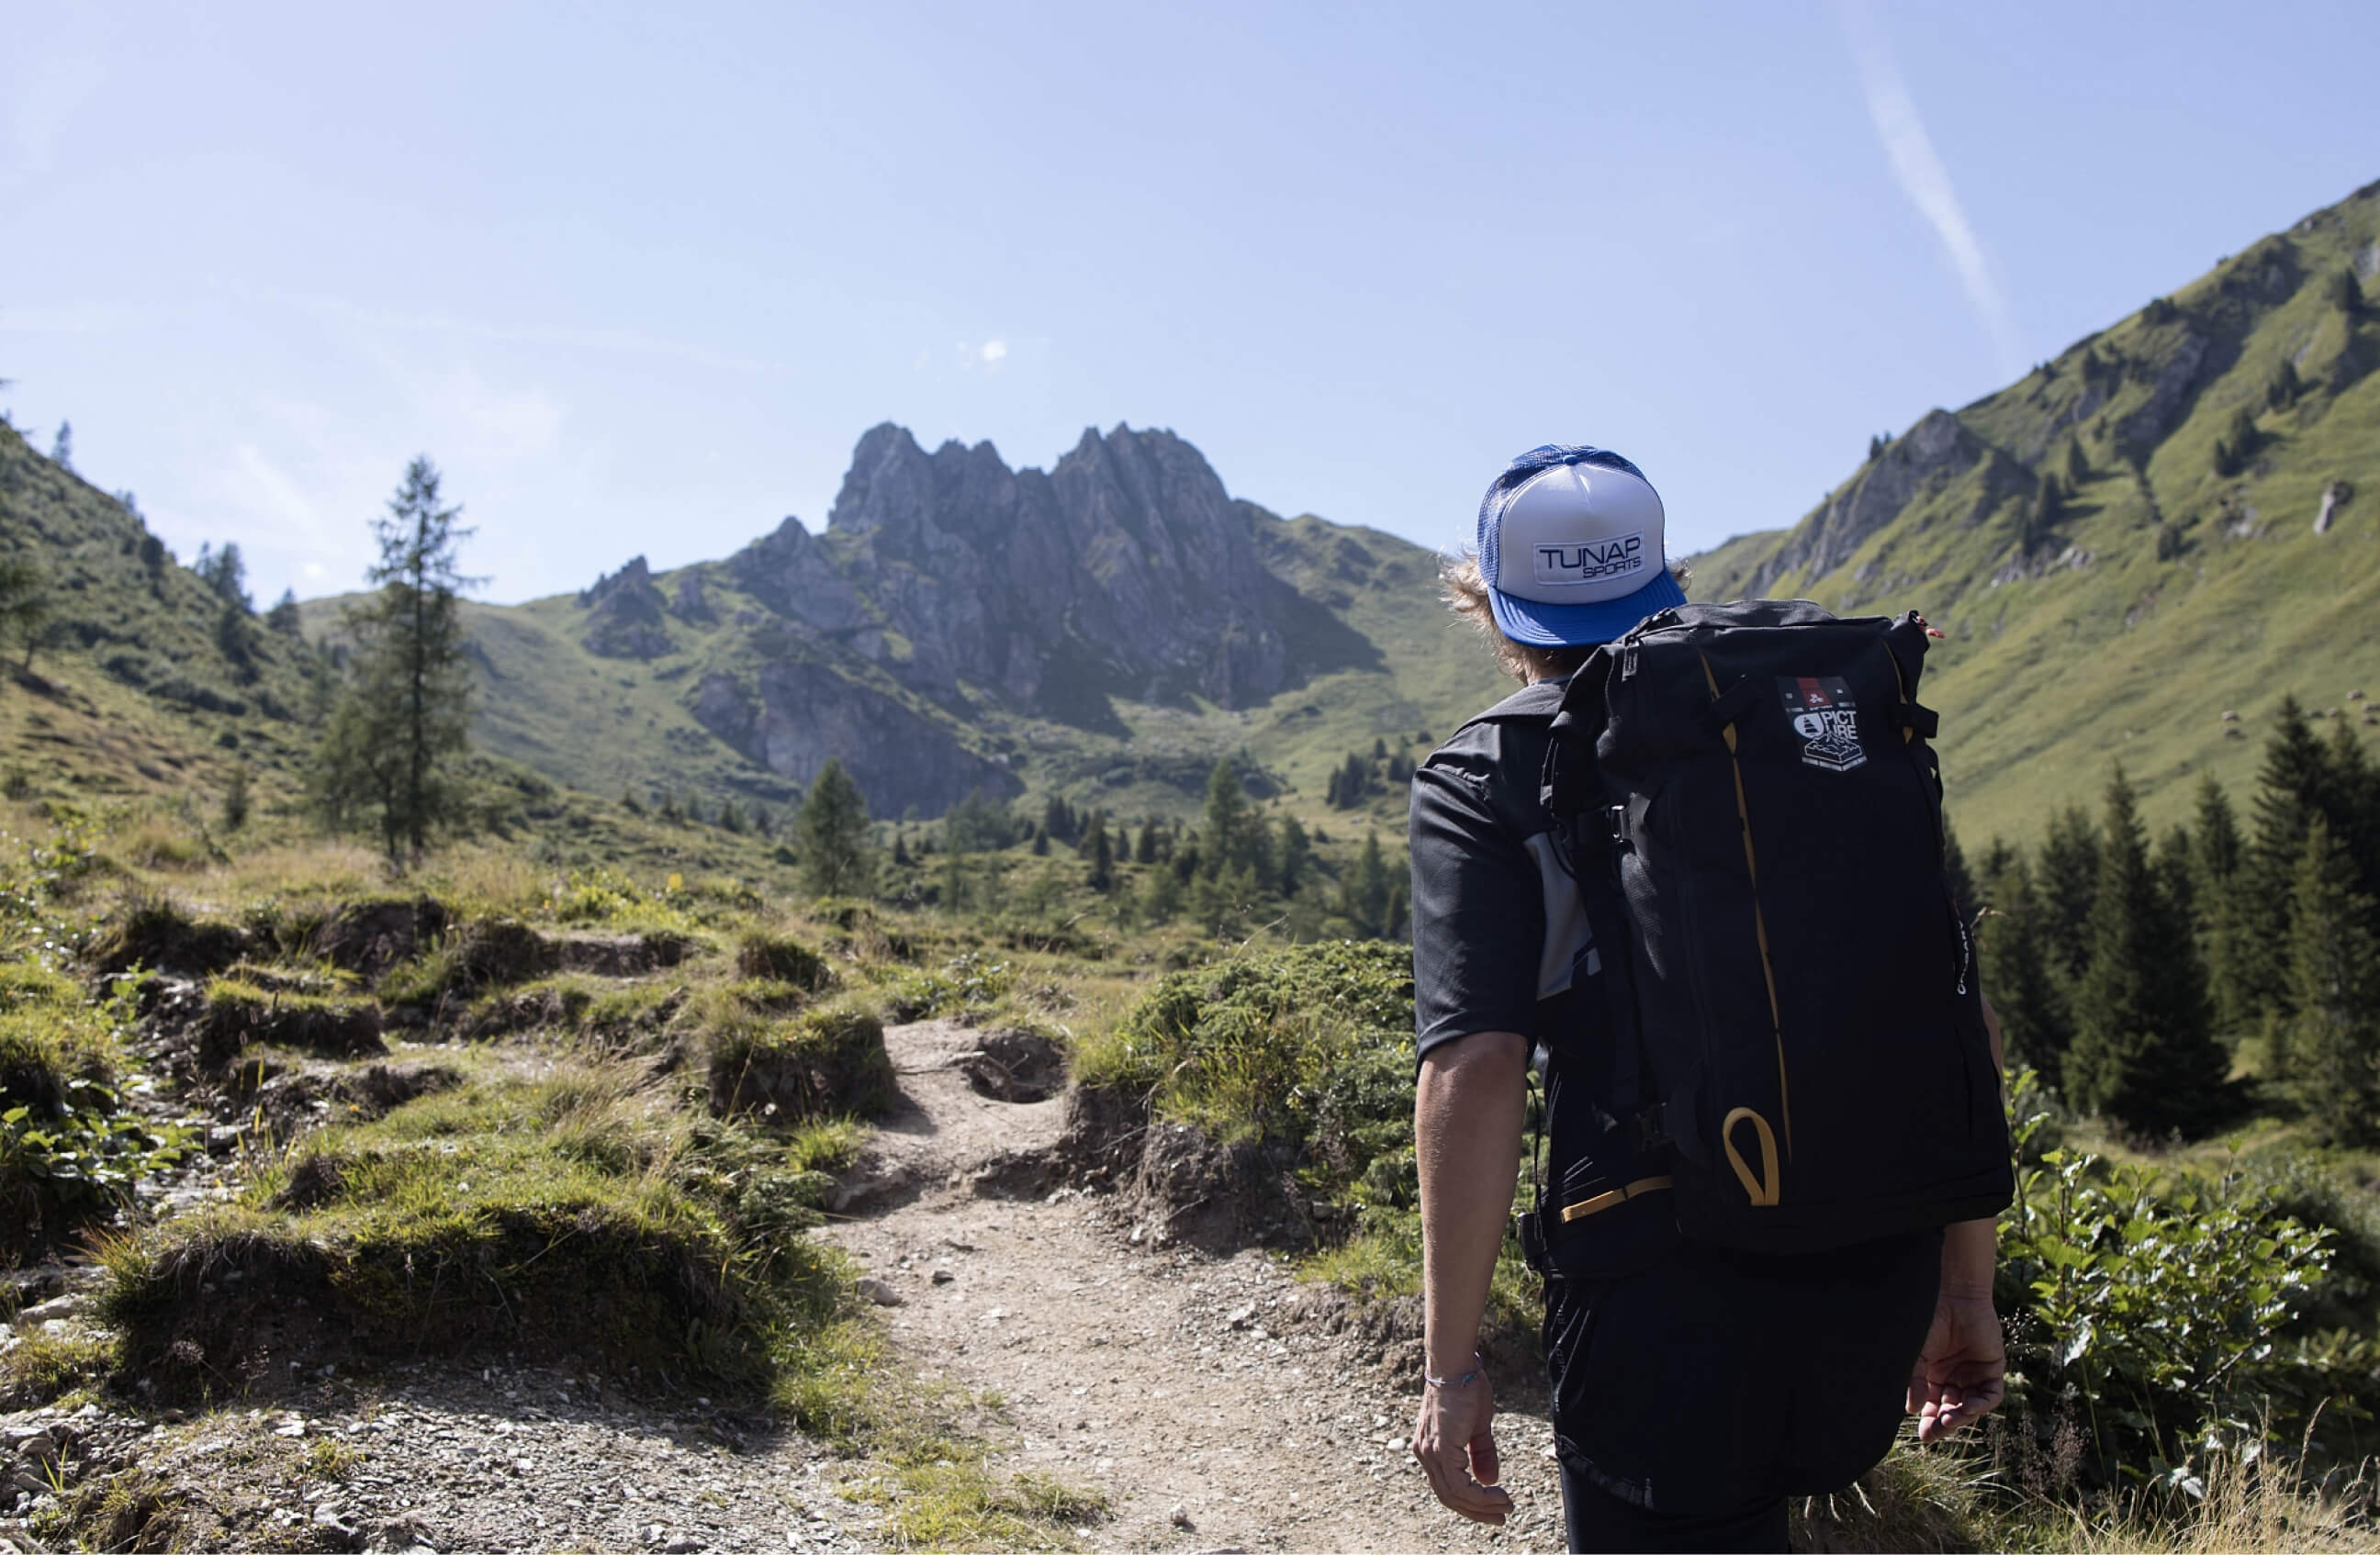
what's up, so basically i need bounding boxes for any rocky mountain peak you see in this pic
[578,555,674,659]
[774,422,1297,714]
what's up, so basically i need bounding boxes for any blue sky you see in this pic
[4,2,2374,606]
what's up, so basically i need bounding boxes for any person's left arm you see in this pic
[1910,991,2008,1440]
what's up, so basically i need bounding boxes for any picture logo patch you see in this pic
[1778,676,1867,772]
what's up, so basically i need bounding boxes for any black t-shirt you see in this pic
[1408,678,1600,1062]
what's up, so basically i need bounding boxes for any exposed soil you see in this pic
[2,1018,1570,1552]
[814,1020,1568,1552]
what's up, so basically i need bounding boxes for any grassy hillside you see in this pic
[307,504,1509,836]
[1688,180,2380,845]
[0,420,328,817]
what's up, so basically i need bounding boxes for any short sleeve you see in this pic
[1409,749,1548,1062]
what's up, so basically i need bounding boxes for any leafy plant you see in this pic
[1995,1068,2342,1491]
[2,1079,193,1214]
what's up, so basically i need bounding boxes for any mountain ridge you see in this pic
[1690,179,2380,844]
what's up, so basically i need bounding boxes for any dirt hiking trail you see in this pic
[818,1019,1567,1552]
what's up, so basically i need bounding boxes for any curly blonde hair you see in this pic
[1441,551,1690,685]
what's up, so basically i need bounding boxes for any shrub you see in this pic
[1995,1069,2343,1489]
[4,1078,193,1259]
[1085,940,1413,1169]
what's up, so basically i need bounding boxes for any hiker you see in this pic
[1406,444,2011,1553]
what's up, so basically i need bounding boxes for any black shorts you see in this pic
[1544,1228,1942,1516]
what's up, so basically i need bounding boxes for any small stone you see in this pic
[856,1278,904,1307]
[930,1270,953,1285]
[1225,1305,1254,1329]
[664,1540,704,1554]
[1170,1503,1194,1528]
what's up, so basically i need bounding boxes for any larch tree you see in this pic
[795,759,874,898]
[314,457,477,861]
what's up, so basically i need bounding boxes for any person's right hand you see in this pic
[1411,1373,1513,1526]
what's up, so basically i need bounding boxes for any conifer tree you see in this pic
[794,759,873,897]
[2278,816,2380,1144]
[1336,752,1370,810]
[1942,820,1978,918]
[2324,719,2380,905]
[314,457,477,861]
[1088,813,1115,893]
[1277,815,1311,897]
[2037,804,2102,983]
[1040,793,1076,845]
[1342,831,1396,939]
[265,588,303,636]
[2066,769,2224,1135]
[2213,406,2259,476]
[2154,823,2197,936]
[1977,846,2069,1092]
[2242,697,2335,1014]
[0,556,49,671]
[1199,759,1252,879]
[2192,776,2258,1039]
[2063,437,2089,486]
[1135,819,1160,866]
[196,541,251,611]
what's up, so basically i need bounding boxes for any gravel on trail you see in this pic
[2,1018,1568,1553]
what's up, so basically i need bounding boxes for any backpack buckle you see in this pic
[1606,804,1629,845]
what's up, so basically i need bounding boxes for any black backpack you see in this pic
[1521,600,2013,1266]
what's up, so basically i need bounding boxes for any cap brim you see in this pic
[1488,567,1688,648]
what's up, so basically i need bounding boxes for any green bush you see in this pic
[4,1078,193,1257]
[1085,940,1413,1175]
[1996,1068,2346,1491]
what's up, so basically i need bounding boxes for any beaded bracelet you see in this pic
[1424,1352,1485,1390]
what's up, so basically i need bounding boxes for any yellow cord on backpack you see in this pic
[1722,1108,1781,1206]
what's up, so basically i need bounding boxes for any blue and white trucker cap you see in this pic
[1476,444,1687,648]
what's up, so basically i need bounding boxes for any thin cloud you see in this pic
[1838,3,2025,377]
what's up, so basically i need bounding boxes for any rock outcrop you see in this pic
[1739,409,2031,596]
[731,423,1304,715]
[578,556,674,659]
